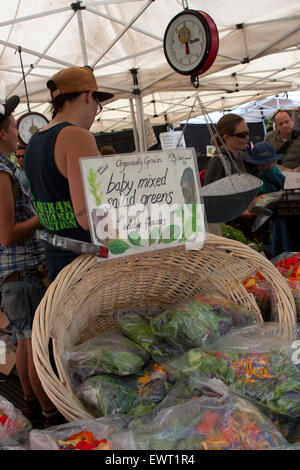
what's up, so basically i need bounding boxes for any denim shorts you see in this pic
[0,275,46,340]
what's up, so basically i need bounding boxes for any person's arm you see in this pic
[0,172,41,247]
[56,126,100,230]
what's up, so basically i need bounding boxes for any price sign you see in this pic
[80,148,206,259]
[159,131,186,149]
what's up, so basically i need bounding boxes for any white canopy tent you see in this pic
[1,0,300,150]
[185,91,300,125]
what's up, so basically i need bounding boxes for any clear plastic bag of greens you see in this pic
[30,415,129,450]
[112,381,287,450]
[116,309,188,362]
[77,362,171,417]
[64,329,150,385]
[203,323,300,352]
[0,394,31,446]
[150,292,258,349]
[167,327,300,419]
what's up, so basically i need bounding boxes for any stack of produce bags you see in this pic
[46,292,299,450]
[112,378,288,450]
[166,324,300,441]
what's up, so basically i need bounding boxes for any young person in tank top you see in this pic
[25,66,113,281]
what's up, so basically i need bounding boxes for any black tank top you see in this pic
[24,122,91,281]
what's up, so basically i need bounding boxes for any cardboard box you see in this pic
[0,351,16,376]
[0,308,9,329]
[0,329,16,376]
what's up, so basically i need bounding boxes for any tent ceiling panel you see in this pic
[1,0,300,131]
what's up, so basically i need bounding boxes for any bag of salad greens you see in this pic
[77,363,171,417]
[150,292,258,349]
[167,324,300,419]
[112,380,287,450]
[116,311,187,362]
[64,330,150,385]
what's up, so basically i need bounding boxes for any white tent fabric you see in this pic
[1,0,300,141]
[186,92,300,124]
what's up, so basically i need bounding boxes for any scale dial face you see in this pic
[17,112,49,145]
[163,10,219,76]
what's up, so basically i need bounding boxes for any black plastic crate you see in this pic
[277,189,300,216]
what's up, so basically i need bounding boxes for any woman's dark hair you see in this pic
[50,92,84,119]
[211,113,245,146]
[0,116,10,132]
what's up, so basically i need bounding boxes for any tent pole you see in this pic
[129,98,140,153]
[135,93,146,152]
[7,12,75,97]
[0,39,73,67]
[130,68,146,152]
[91,0,156,68]
[76,9,88,66]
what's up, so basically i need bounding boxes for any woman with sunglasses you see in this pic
[204,113,250,185]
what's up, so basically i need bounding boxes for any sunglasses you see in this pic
[92,92,103,115]
[230,131,250,139]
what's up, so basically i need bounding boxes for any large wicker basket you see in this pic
[32,234,297,421]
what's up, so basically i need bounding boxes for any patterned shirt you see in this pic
[0,153,45,283]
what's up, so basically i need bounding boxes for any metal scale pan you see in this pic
[201,173,263,223]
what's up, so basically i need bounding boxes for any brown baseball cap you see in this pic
[47,66,114,102]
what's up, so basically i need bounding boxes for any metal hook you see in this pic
[17,46,31,113]
[191,74,199,88]
[182,0,189,10]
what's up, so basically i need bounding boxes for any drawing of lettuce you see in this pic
[88,168,103,206]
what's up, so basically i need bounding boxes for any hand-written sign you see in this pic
[159,131,186,150]
[80,148,206,259]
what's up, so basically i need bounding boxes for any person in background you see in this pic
[204,113,249,185]
[264,111,300,255]
[24,66,113,282]
[264,110,300,172]
[15,144,31,196]
[0,95,64,428]
[100,145,116,155]
[244,142,285,194]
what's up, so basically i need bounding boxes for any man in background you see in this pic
[265,109,300,172]
[15,144,31,195]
